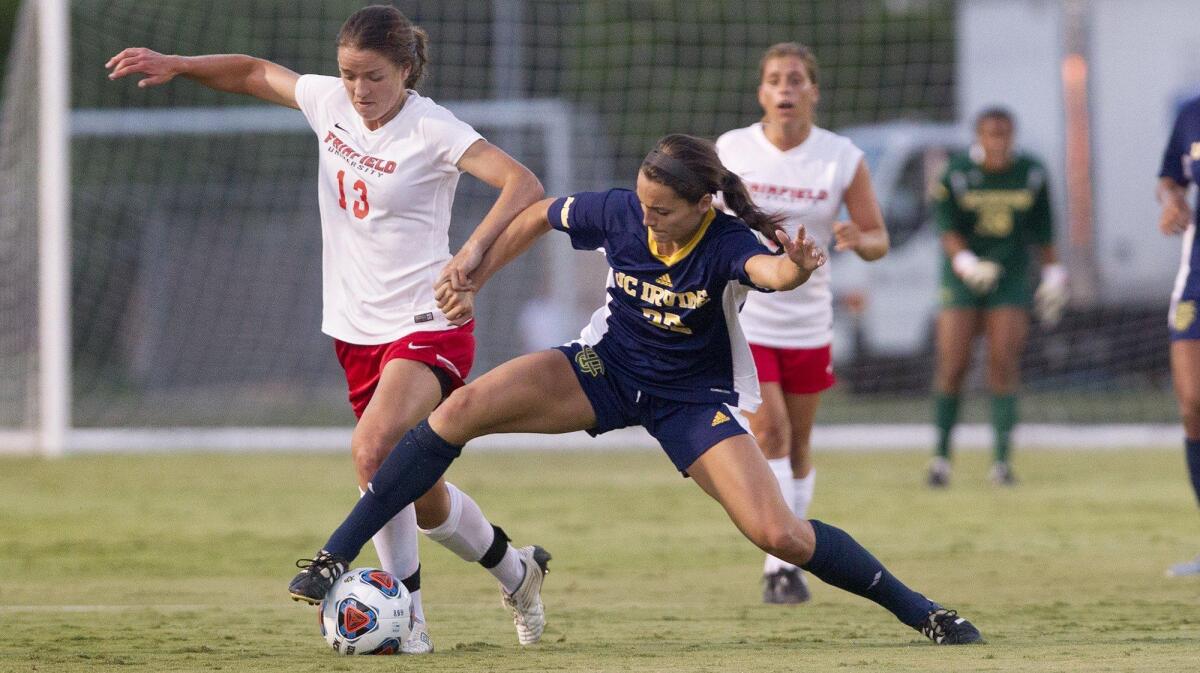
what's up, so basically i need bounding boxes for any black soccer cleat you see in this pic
[288,550,348,605]
[762,567,811,604]
[919,608,984,645]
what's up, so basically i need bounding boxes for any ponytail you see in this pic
[719,169,785,247]
[641,134,785,243]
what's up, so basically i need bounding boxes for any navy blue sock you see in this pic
[801,519,937,628]
[323,420,462,562]
[1186,438,1200,507]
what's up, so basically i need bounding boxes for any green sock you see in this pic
[991,394,1017,463]
[934,394,960,459]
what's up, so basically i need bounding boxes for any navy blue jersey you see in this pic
[1160,96,1200,220]
[1162,96,1200,336]
[548,189,772,406]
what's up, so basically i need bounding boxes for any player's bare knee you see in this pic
[757,521,810,561]
[756,422,791,458]
[432,385,493,441]
[350,442,388,482]
[436,385,479,424]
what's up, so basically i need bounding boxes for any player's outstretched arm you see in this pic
[435,197,555,316]
[745,225,827,291]
[834,158,889,261]
[105,48,299,109]
[441,142,545,291]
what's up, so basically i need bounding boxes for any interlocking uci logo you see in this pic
[574,346,605,377]
[1175,300,1196,333]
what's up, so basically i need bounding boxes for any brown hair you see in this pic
[759,42,819,86]
[641,134,785,243]
[337,5,429,90]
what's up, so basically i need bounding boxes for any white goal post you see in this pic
[8,97,606,455]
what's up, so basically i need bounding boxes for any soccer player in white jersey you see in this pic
[106,5,550,651]
[715,43,889,604]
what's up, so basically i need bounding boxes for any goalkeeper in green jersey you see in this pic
[926,107,1067,487]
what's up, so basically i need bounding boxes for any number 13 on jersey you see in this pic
[336,170,369,219]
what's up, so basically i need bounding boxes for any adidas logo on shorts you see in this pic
[711,410,730,426]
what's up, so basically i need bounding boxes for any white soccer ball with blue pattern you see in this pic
[318,567,412,655]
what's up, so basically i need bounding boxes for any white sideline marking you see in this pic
[0,424,1184,455]
[0,604,220,613]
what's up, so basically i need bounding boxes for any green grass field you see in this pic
[3,447,1199,672]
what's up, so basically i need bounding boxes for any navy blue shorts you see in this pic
[554,342,749,473]
[1170,230,1200,341]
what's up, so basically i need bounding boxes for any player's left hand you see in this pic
[777,224,827,273]
[1034,263,1069,327]
[435,277,475,325]
[439,243,483,292]
[832,220,862,252]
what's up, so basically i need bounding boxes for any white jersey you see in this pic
[294,75,483,344]
[715,124,863,349]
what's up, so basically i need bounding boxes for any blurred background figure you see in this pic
[1157,93,1200,577]
[716,42,888,604]
[927,107,1067,488]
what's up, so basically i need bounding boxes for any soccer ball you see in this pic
[318,567,412,655]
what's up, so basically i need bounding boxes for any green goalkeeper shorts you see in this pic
[939,268,1033,310]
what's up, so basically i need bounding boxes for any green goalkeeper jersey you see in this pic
[932,152,1054,282]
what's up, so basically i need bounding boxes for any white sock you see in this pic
[792,468,815,520]
[421,482,526,593]
[361,488,425,623]
[763,457,796,574]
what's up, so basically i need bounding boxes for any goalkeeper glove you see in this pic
[952,250,1002,295]
[1034,263,1069,327]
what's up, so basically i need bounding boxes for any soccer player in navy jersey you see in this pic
[1158,95,1200,577]
[289,134,983,645]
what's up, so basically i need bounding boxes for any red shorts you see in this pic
[749,343,835,395]
[334,322,475,419]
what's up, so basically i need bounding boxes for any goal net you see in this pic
[0,0,1178,454]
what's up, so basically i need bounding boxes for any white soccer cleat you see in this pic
[1166,554,1200,578]
[501,545,552,645]
[400,619,434,655]
[927,457,951,488]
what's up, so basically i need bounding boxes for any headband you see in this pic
[643,149,706,193]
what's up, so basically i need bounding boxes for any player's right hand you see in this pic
[105,48,182,88]
[435,277,474,325]
[1159,198,1192,236]
[952,250,1001,295]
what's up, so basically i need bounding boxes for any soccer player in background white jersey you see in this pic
[715,43,889,604]
[106,5,550,651]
